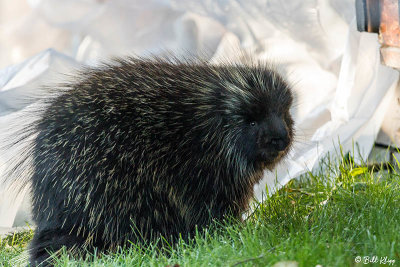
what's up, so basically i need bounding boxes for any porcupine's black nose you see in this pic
[269,136,289,151]
[259,114,290,152]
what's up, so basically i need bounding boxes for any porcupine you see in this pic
[24,56,294,266]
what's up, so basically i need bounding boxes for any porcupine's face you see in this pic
[222,66,294,170]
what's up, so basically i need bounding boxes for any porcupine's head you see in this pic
[208,63,294,175]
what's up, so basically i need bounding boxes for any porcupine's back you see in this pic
[30,58,249,250]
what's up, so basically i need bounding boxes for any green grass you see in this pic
[1,152,400,266]
[0,227,33,266]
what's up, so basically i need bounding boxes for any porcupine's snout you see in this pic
[256,114,290,161]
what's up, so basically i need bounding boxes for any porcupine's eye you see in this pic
[250,121,257,127]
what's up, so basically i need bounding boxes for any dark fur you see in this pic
[27,57,294,266]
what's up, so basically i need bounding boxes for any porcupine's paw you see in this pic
[29,229,86,267]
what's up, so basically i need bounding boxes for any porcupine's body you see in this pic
[28,57,294,266]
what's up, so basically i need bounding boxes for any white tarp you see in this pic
[0,0,398,229]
